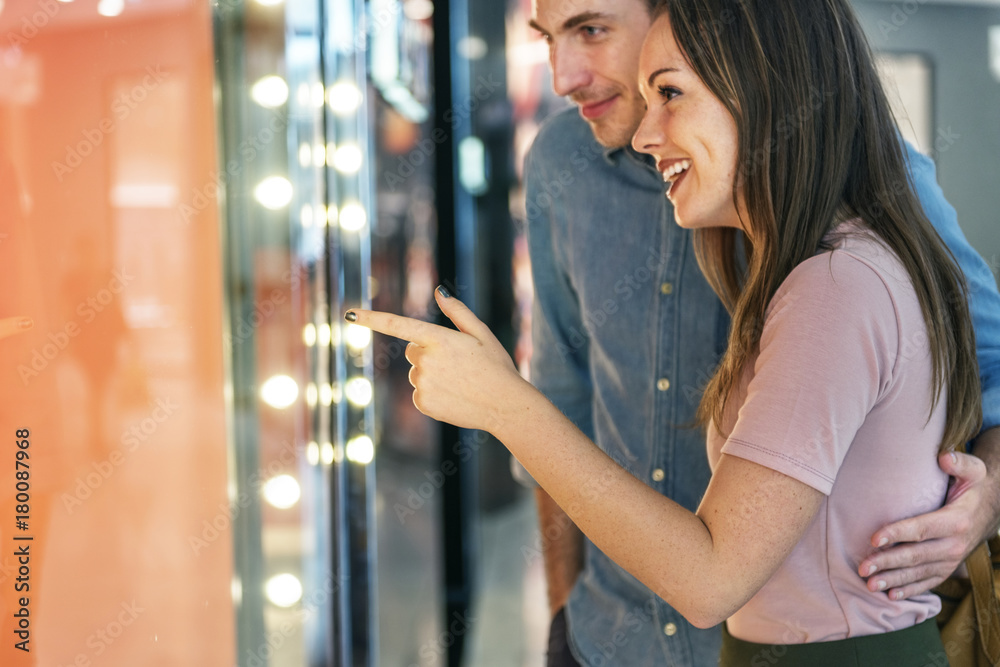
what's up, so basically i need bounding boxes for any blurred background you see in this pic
[0,0,996,665]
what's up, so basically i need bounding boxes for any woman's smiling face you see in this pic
[632,14,746,232]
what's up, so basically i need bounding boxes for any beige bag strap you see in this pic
[970,536,1000,662]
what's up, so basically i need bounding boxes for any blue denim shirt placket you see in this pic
[524,110,729,667]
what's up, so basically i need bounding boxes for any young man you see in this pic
[521,0,1000,665]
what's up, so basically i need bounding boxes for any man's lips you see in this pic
[579,95,618,120]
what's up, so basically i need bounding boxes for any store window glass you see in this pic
[0,0,381,662]
[0,0,233,664]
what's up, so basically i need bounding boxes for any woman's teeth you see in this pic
[662,159,691,182]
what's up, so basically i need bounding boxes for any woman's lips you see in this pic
[579,95,618,120]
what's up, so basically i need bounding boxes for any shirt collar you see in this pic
[604,144,658,173]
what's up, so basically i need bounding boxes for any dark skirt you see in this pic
[719,618,947,667]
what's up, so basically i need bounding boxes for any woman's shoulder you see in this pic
[782,220,909,305]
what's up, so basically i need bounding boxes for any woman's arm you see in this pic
[350,289,823,628]
[500,385,823,628]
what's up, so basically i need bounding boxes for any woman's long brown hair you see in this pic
[654,0,981,452]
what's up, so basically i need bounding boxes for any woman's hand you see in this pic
[346,286,530,434]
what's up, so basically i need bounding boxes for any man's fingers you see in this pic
[346,309,442,345]
[862,540,946,571]
[938,450,987,481]
[939,451,987,502]
[869,508,956,548]
[860,539,956,580]
[886,575,946,601]
[0,316,32,341]
[885,578,944,601]
[863,560,951,593]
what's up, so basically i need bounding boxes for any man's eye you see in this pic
[581,25,605,38]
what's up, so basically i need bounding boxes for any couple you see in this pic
[352,0,1000,664]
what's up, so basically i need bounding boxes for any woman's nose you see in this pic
[631,108,661,156]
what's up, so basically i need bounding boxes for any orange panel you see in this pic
[0,0,234,664]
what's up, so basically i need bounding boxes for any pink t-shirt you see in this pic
[707,221,948,643]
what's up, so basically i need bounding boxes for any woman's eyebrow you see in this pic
[647,67,680,86]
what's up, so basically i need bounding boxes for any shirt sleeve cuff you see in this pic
[722,437,836,495]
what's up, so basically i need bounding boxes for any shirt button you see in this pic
[660,282,673,295]
[664,622,678,636]
[657,378,671,391]
[652,468,665,482]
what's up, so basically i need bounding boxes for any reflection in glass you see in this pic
[251,75,290,108]
[346,435,375,465]
[253,175,294,209]
[263,474,302,509]
[260,374,299,409]
[339,202,367,231]
[265,573,304,607]
[331,143,363,173]
[328,81,363,115]
[345,323,372,349]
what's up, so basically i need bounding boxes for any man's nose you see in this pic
[551,44,590,97]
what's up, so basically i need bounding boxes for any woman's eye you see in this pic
[657,85,681,101]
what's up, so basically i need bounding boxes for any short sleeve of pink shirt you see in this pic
[723,249,893,494]
[710,224,949,643]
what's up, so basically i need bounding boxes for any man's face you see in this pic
[531,0,652,148]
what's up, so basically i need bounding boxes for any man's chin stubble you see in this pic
[589,120,640,150]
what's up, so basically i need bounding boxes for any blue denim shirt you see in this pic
[522,107,1000,667]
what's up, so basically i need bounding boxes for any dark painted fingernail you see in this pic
[344,311,357,322]
[437,285,452,299]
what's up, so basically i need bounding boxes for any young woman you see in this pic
[349,0,981,662]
